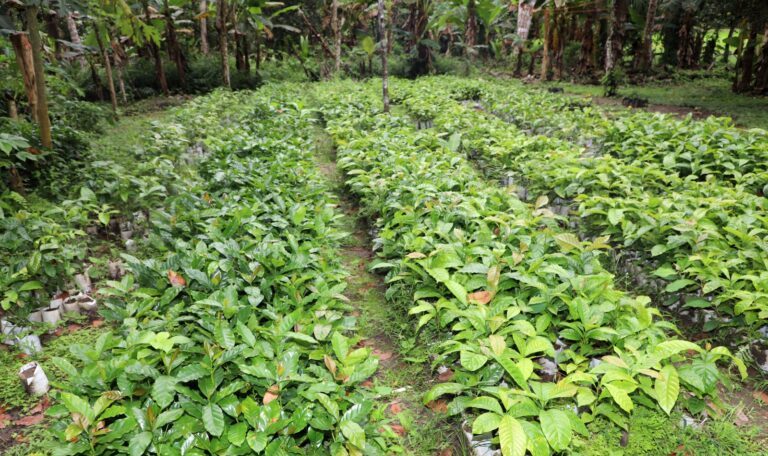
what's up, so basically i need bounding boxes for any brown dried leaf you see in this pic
[92,319,105,328]
[14,413,44,426]
[390,424,407,436]
[752,390,768,405]
[426,399,448,413]
[467,290,493,305]
[167,270,186,287]
[263,385,279,405]
[389,402,403,414]
[437,369,454,382]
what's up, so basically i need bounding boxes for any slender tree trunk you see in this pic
[218,0,231,88]
[255,28,261,69]
[605,0,628,73]
[8,99,18,119]
[514,0,535,77]
[164,0,187,89]
[635,0,658,72]
[578,15,595,75]
[332,0,341,73]
[25,6,52,149]
[465,0,478,59]
[9,33,38,122]
[736,28,758,92]
[66,13,87,68]
[88,55,105,101]
[111,39,129,103]
[723,25,735,64]
[95,25,118,113]
[45,10,63,62]
[142,0,170,96]
[243,33,250,74]
[378,0,389,113]
[754,26,768,94]
[676,9,696,69]
[200,0,209,54]
[541,4,551,80]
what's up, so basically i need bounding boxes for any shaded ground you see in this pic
[313,127,466,455]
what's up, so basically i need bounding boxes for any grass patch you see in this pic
[573,406,763,456]
[549,77,768,129]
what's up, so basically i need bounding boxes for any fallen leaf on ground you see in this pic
[733,409,749,426]
[373,349,393,361]
[390,424,406,436]
[92,319,105,328]
[437,369,454,382]
[361,380,374,388]
[389,402,403,414]
[426,399,447,413]
[752,391,768,405]
[14,413,44,426]
[67,323,82,332]
[437,449,452,456]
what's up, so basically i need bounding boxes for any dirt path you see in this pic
[313,129,465,455]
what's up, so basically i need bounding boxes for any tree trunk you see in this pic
[605,0,628,73]
[635,0,658,72]
[95,25,118,113]
[111,39,129,103]
[164,0,187,89]
[8,99,18,119]
[218,0,231,88]
[332,0,341,73]
[465,0,478,59]
[676,9,696,69]
[514,0,535,76]
[200,0,209,55]
[736,28,758,92]
[578,14,595,75]
[702,31,717,66]
[66,13,87,68]
[255,28,261,69]
[142,0,170,96]
[754,26,768,94]
[25,6,52,149]
[45,10,63,62]
[9,33,38,122]
[88,55,105,101]
[541,3,551,80]
[723,25,735,64]
[378,0,389,113]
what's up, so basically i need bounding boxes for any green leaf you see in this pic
[202,404,225,437]
[247,431,268,452]
[654,340,702,358]
[465,396,503,415]
[236,321,256,347]
[129,431,152,456]
[606,384,633,413]
[554,233,581,252]
[340,420,366,449]
[444,280,468,305]
[665,279,695,292]
[18,281,43,292]
[423,383,465,404]
[607,209,624,225]
[655,364,680,415]
[460,350,489,371]
[60,393,93,423]
[331,332,350,361]
[215,321,236,349]
[152,376,177,409]
[498,415,527,456]
[539,409,572,451]
[228,422,248,446]
[472,412,501,434]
